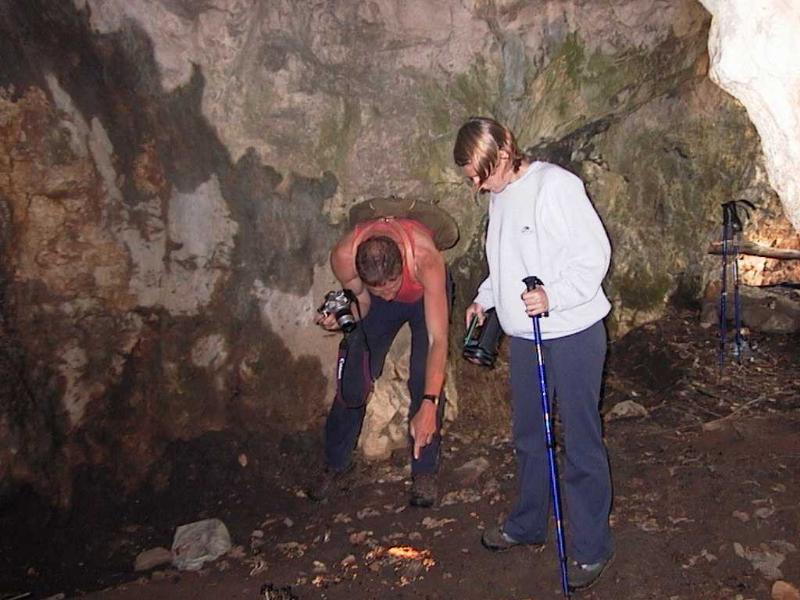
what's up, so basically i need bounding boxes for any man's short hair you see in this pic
[355,236,403,286]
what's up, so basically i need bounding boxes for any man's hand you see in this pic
[409,400,437,460]
[465,302,486,328]
[315,311,340,331]
[521,287,549,317]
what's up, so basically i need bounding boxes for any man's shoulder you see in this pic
[410,224,442,257]
[330,231,356,273]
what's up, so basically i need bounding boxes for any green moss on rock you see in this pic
[315,98,361,172]
[615,267,672,311]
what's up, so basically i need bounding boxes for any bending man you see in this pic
[311,202,453,507]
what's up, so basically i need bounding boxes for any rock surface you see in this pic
[700,0,800,231]
[0,0,797,501]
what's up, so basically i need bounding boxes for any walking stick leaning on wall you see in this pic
[718,199,754,370]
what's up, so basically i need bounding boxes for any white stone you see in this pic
[700,0,800,231]
[134,547,173,572]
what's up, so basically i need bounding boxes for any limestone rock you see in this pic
[773,581,800,600]
[701,284,800,334]
[700,0,800,231]
[605,400,649,421]
[0,0,797,502]
[134,547,173,572]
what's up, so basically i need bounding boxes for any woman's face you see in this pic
[461,151,514,194]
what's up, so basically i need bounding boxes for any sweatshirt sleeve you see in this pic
[540,170,611,313]
[473,276,494,311]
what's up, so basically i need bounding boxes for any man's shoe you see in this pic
[307,465,351,501]
[409,473,437,507]
[481,526,545,552]
[568,553,614,591]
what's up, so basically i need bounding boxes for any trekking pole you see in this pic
[718,203,733,370]
[522,276,570,598]
[731,231,743,363]
[721,199,755,366]
[730,199,754,363]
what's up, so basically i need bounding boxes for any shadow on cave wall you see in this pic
[0,0,339,504]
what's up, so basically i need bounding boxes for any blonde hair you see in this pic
[453,117,525,185]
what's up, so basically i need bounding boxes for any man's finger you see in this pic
[413,439,422,460]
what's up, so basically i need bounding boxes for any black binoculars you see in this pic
[463,308,503,368]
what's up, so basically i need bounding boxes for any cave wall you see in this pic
[700,0,800,232]
[0,0,796,502]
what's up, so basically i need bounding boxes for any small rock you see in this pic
[421,516,456,529]
[772,581,800,600]
[276,542,307,558]
[453,457,490,484]
[134,547,173,572]
[312,560,328,574]
[333,513,352,523]
[734,542,786,580]
[341,554,357,567]
[171,518,232,572]
[357,507,381,519]
[755,507,776,519]
[150,569,176,581]
[349,530,373,545]
[605,400,648,421]
[440,489,482,506]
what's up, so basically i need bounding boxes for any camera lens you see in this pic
[337,312,356,333]
[462,308,503,368]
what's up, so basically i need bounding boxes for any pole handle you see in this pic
[523,275,543,292]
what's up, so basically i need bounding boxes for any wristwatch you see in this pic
[423,394,439,405]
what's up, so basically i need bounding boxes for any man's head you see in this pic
[453,116,525,194]
[355,236,404,300]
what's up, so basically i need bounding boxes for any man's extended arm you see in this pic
[409,235,449,459]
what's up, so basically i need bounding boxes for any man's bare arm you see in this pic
[329,233,371,322]
[409,234,448,459]
[414,238,449,399]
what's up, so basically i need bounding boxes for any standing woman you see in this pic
[454,116,614,591]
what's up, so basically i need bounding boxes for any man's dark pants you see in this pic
[324,294,442,475]
[504,320,614,565]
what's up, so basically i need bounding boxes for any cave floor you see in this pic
[2,308,799,600]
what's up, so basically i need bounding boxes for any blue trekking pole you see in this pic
[522,276,570,598]
[720,199,755,367]
[718,210,729,371]
[731,232,743,363]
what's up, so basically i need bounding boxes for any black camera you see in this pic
[318,290,356,333]
[463,308,503,368]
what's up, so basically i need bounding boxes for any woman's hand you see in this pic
[521,287,549,317]
[465,302,486,328]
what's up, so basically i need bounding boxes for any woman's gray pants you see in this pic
[504,320,614,565]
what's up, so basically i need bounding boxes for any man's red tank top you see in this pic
[352,218,432,303]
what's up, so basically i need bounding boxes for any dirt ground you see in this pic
[2,307,799,600]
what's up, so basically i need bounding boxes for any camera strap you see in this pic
[333,295,374,408]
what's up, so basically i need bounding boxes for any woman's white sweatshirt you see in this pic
[473,161,612,341]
